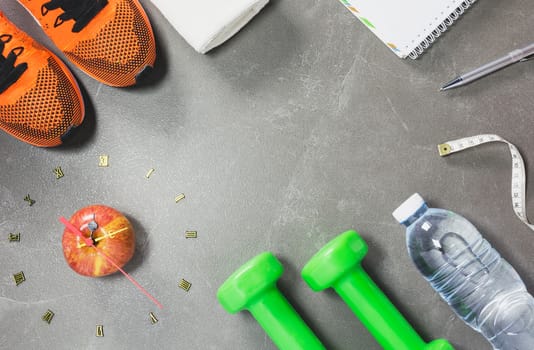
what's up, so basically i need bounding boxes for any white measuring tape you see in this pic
[438,134,532,231]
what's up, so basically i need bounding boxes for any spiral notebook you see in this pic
[339,0,478,59]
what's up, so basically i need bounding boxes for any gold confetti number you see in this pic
[98,155,109,167]
[145,168,155,178]
[178,279,192,292]
[149,312,158,324]
[13,271,25,286]
[175,193,185,203]
[23,194,35,206]
[8,233,20,242]
[185,231,197,239]
[53,167,64,179]
[96,325,104,337]
[42,310,54,324]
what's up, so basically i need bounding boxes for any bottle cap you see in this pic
[392,193,426,224]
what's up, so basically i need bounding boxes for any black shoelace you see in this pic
[0,34,27,95]
[42,0,109,33]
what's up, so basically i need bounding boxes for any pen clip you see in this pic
[520,53,534,62]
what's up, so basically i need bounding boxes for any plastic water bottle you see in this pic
[392,193,534,350]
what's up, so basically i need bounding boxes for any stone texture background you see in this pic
[1,0,533,349]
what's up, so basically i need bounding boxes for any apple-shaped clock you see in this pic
[62,204,135,277]
[60,205,162,308]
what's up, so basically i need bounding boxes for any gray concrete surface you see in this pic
[1,0,534,349]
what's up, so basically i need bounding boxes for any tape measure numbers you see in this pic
[438,134,532,231]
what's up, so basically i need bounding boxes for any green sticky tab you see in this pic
[360,17,375,29]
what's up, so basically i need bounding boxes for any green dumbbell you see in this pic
[301,230,454,350]
[217,252,325,350]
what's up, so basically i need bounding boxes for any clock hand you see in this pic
[59,216,163,309]
[76,227,130,248]
[100,226,128,239]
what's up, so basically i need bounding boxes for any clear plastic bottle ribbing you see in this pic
[397,198,534,350]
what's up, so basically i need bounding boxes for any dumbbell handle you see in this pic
[334,267,433,350]
[248,287,325,350]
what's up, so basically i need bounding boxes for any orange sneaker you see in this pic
[18,0,157,87]
[0,12,84,147]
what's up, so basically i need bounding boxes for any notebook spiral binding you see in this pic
[408,0,477,59]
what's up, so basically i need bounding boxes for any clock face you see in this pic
[0,153,185,344]
[0,145,206,348]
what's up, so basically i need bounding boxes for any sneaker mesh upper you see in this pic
[0,12,84,147]
[18,0,157,87]
[64,0,154,86]
[0,57,84,146]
